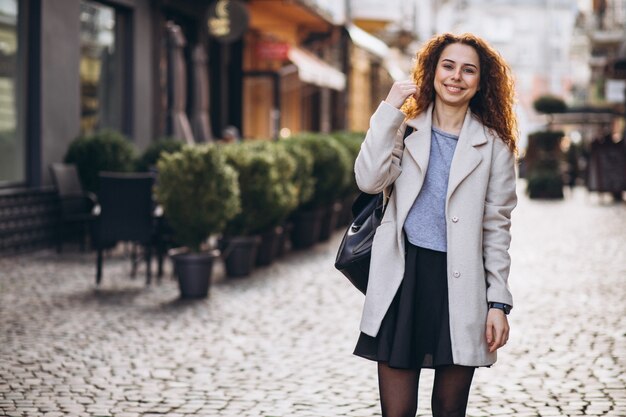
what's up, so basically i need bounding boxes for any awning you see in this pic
[347,23,389,59]
[346,23,408,81]
[287,47,346,91]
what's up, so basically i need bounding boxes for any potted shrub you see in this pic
[288,133,352,247]
[330,131,364,227]
[524,130,565,199]
[275,138,316,256]
[64,129,136,192]
[527,170,565,199]
[245,140,300,266]
[533,95,567,114]
[155,145,240,298]
[220,142,299,276]
[136,138,184,172]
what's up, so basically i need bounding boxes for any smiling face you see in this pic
[433,42,481,109]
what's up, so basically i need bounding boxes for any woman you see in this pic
[353,33,518,417]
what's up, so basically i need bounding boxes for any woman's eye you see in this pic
[443,64,454,70]
[463,68,475,74]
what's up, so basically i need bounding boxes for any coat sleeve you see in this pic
[483,139,517,308]
[354,101,407,194]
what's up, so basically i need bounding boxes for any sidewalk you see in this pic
[1,184,625,417]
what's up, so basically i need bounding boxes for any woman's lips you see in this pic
[445,84,464,93]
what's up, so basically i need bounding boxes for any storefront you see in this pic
[0,0,31,188]
[0,0,155,253]
[242,0,346,139]
[0,0,352,253]
[345,23,407,132]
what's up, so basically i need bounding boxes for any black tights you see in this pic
[378,362,475,417]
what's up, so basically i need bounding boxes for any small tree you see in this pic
[330,131,365,196]
[278,138,316,207]
[291,133,352,209]
[136,138,184,172]
[526,95,568,199]
[533,95,567,114]
[221,142,299,236]
[525,131,565,199]
[64,130,136,192]
[155,145,241,252]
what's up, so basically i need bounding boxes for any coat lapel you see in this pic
[392,105,432,247]
[393,105,488,248]
[403,105,433,174]
[446,109,487,201]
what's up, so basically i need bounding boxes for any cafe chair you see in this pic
[92,172,157,285]
[49,163,97,253]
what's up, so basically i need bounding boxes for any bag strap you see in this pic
[403,125,415,140]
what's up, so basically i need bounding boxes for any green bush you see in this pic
[526,171,564,199]
[291,133,352,209]
[136,138,184,172]
[330,131,364,160]
[277,138,316,207]
[527,131,563,152]
[155,145,241,252]
[221,141,299,236]
[64,130,136,192]
[533,95,567,114]
[330,131,364,194]
[524,130,564,199]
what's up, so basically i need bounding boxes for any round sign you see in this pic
[207,0,250,43]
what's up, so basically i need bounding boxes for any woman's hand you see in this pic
[485,309,510,353]
[384,80,418,109]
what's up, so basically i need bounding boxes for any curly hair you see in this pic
[401,33,518,153]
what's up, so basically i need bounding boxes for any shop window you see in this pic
[79,0,128,135]
[0,0,25,185]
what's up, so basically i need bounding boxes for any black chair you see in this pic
[93,172,157,285]
[49,163,97,252]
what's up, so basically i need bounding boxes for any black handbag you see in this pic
[334,191,388,294]
[334,126,413,294]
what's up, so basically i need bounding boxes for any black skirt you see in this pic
[353,242,454,369]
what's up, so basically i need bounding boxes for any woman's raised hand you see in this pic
[384,80,418,109]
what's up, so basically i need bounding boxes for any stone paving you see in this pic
[0,184,625,417]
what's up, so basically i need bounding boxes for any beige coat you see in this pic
[355,101,517,366]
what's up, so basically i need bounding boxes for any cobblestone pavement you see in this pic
[1,184,625,417]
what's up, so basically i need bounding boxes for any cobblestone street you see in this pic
[1,184,625,417]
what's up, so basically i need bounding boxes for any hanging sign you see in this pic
[207,0,249,43]
[256,42,290,61]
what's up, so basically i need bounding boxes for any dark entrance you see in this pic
[155,1,212,142]
[154,0,244,142]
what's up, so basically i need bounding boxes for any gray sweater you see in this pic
[403,126,459,252]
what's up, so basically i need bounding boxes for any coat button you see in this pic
[451,216,459,223]
[453,271,461,278]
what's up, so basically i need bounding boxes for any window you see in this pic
[0,0,25,185]
[79,0,128,135]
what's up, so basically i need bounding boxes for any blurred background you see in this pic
[0,0,624,254]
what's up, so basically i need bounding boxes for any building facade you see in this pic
[0,0,355,254]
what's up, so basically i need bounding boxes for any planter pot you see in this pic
[318,201,343,242]
[222,235,262,278]
[527,173,564,200]
[171,249,219,299]
[337,194,356,229]
[256,226,283,266]
[290,208,324,249]
[275,222,293,258]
